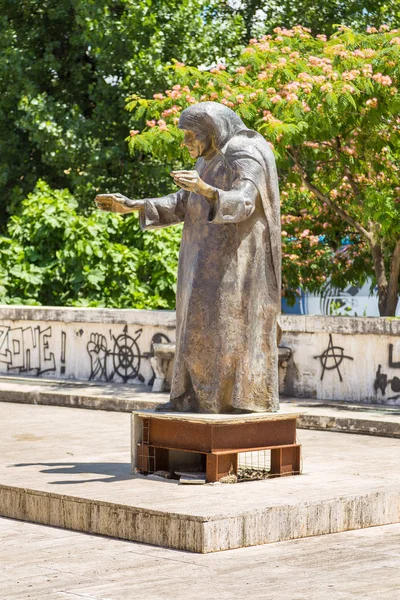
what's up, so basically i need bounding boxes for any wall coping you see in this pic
[0,306,176,328]
[0,306,399,336]
[280,315,400,336]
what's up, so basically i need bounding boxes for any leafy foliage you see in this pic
[0,181,181,308]
[0,0,245,224]
[126,26,400,314]
[228,0,400,39]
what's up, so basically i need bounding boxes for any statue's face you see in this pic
[182,129,212,159]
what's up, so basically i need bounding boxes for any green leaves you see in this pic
[0,181,180,308]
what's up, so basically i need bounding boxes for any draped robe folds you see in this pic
[139,131,281,414]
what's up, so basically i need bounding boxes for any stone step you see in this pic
[1,402,399,553]
[0,375,399,438]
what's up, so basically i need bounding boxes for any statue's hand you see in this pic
[95,193,143,214]
[171,170,216,200]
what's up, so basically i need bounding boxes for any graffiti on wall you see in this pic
[0,323,171,385]
[87,325,147,383]
[87,325,171,384]
[0,325,62,376]
[314,333,354,382]
[374,343,400,400]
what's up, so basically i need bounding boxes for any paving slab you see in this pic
[0,402,399,553]
[0,375,399,437]
[1,518,400,600]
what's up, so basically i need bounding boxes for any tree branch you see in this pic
[334,136,364,203]
[287,148,372,243]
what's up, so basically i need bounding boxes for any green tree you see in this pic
[228,0,400,38]
[126,26,400,315]
[0,0,245,224]
[0,180,181,308]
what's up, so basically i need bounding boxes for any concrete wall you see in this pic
[280,315,400,406]
[0,306,399,406]
[0,306,175,387]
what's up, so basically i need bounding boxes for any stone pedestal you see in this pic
[131,410,301,482]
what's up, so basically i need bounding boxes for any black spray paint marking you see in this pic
[314,334,354,382]
[61,331,67,375]
[0,325,56,375]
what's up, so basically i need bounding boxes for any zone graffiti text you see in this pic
[0,325,61,375]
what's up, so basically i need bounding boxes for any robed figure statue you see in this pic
[96,102,281,414]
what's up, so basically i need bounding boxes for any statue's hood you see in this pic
[178,102,248,150]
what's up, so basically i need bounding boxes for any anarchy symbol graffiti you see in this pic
[112,325,142,383]
[314,334,354,382]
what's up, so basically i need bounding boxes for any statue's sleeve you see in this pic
[139,189,189,230]
[208,171,259,225]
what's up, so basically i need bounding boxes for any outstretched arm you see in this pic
[95,189,189,229]
[95,193,144,214]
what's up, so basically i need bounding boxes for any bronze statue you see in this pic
[95,102,281,413]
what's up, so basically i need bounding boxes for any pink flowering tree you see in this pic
[126,26,400,316]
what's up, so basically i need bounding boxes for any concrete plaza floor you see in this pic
[1,517,399,600]
[0,402,399,552]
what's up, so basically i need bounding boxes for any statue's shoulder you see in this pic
[224,131,274,163]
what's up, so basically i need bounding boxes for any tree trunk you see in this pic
[370,241,389,316]
[385,240,400,316]
[370,239,400,316]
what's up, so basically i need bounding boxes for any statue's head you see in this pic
[178,102,247,158]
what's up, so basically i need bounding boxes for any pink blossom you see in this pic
[221,98,234,107]
[236,66,246,74]
[129,129,139,137]
[146,120,156,128]
[366,97,378,108]
[157,119,167,130]
[270,94,282,103]
[266,87,276,94]
[236,94,245,103]
[210,92,219,100]
[316,34,327,41]
[174,62,185,67]
[373,73,392,86]
[172,84,181,91]
[186,95,197,104]
[168,90,182,99]
[153,93,164,100]
[330,189,339,199]
[342,70,360,81]
[390,37,400,45]
[286,93,298,103]
[342,84,356,93]
[298,72,313,82]
[367,27,378,33]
